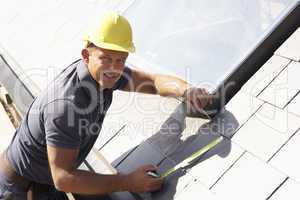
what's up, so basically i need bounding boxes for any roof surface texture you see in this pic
[0,1,299,199]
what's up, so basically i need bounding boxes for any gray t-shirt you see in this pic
[7,59,131,185]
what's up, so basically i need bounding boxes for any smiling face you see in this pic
[81,45,129,89]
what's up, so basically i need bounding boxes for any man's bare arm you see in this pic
[47,145,163,194]
[121,68,212,109]
[122,68,190,97]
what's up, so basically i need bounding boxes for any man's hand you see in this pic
[125,165,163,193]
[183,87,213,113]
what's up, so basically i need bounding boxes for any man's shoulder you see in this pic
[42,98,79,121]
[39,60,82,105]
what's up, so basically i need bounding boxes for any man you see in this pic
[0,13,212,199]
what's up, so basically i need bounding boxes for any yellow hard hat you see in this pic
[83,12,135,53]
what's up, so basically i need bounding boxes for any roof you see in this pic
[0,1,300,199]
[102,27,300,199]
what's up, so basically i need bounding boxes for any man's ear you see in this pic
[81,49,90,64]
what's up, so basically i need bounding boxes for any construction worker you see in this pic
[0,12,212,199]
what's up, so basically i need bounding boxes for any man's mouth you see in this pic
[103,72,119,79]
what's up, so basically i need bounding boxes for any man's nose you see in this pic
[111,61,123,69]
[107,64,121,73]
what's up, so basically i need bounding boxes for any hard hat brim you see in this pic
[86,40,135,53]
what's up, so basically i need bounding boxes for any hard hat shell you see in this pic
[83,12,135,53]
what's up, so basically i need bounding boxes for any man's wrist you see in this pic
[181,88,188,98]
[117,174,131,191]
[180,85,192,100]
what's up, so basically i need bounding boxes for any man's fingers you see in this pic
[196,98,204,109]
[187,98,198,113]
[185,87,213,111]
[199,88,213,106]
[148,178,164,191]
[155,178,164,185]
[140,165,157,172]
[189,96,204,111]
[196,90,207,109]
[153,181,164,190]
[200,88,207,95]
[201,89,213,105]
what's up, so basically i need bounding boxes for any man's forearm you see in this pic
[154,74,191,97]
[56,169,128,194]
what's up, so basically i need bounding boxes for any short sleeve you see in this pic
[43,100,81,149]
[112,67,132,90]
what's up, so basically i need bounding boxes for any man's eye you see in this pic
[100,57,112,63]
[117,59,126,64]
